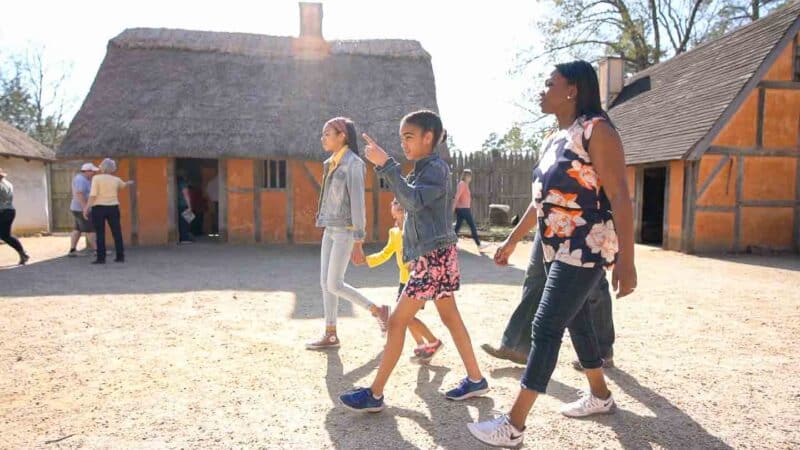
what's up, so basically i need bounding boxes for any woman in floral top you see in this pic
[467,60,637,448]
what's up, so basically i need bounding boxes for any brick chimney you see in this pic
[293,2,329,59]
[299,2,323,38]
[597,57,625,110]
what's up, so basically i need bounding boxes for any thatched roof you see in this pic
[609,1,800,164]
[59,28,444,161]
[0,120,55,162]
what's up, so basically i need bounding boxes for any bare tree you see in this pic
[0,46,73,148]
[521,0,789,73]
[512,0,789,127]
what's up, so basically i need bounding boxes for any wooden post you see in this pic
[634,166,644,243]
[734,155,743,252]
[795,118,800,253]
[45,161,54,233]
[219,159,228,242]
[682,160,698,254]
[286,160,294,243]
[662,164,670,248]
[756,88,765,148]
[254,160,263,243]
[166,158,176,243]
[129,159,139,245]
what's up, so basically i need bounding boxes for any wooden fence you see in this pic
[449,151,540,225]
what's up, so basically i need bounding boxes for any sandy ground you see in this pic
[1,235,799,449]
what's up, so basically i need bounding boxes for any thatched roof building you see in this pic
[608,1,800,164]
[0,120,55,161]
[55,3,444,246]
[0,120,54,234]
[597,2,800,253]
[59,24,442,161]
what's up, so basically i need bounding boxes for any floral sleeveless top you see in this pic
[532,116,618,269]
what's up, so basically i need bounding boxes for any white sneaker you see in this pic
[467,413,524,448]
[560,391,615,417]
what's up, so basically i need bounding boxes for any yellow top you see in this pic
[366,227,409,284]
[328,145,349,174]
[89,174,126,206]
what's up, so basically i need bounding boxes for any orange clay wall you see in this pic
[626,162,684,251]
[134,158,170,245]
[666,160,685,251]
[291,160,390,244]
[101,157,416,246]
[260,190,288,243]
[226,159,256,243]
[694,155,737,252]
[697,33,799,252]
[292,160,324,244]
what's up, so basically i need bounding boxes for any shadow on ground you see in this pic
[323,349,496,449]
[490,366,733,450]
[0,243,526,324]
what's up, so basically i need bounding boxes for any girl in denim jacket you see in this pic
[306,117,390,350]
[339,110,488,412]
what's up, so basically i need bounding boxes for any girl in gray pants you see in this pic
[306,117,390,350]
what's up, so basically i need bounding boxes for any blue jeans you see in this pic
[521,260,606,393]
[320,227,375,327]
[454,208,481,247]
[501,231,615,358]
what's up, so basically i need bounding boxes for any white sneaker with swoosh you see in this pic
[467,413,524,448]
[560,391,615,417]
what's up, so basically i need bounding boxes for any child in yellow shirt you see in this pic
[366,198,442,363]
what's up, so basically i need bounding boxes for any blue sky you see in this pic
[0,0,546,152]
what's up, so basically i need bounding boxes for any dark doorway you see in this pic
[175,158,219,242]
[641,167,666,245]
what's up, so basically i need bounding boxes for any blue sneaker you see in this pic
[445,377,489,401]
[339,387,385,412]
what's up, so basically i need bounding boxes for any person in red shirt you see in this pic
[453,169,487,251]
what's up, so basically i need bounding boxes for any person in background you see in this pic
[0,167,30,265]
[454,169,488,252]
[189,184,207,237]
[364,197,443,364]
[85,158,133,264]
[206,174,219,235]
[68,163,99,257]
[177,173,194,244]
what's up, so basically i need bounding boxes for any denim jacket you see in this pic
[315,149,367,241]
[376,154,457,262]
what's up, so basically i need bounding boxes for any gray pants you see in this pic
[501,230,615,358]
[321,227,375,327]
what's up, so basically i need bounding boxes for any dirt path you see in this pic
[1,236,799,449]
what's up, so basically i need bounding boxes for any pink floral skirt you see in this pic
[404,244,460,301]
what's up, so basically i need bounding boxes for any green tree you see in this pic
[0,47,71,148]
[481,125,543,160]
[0,69,37,134]
[481,132,501,153]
